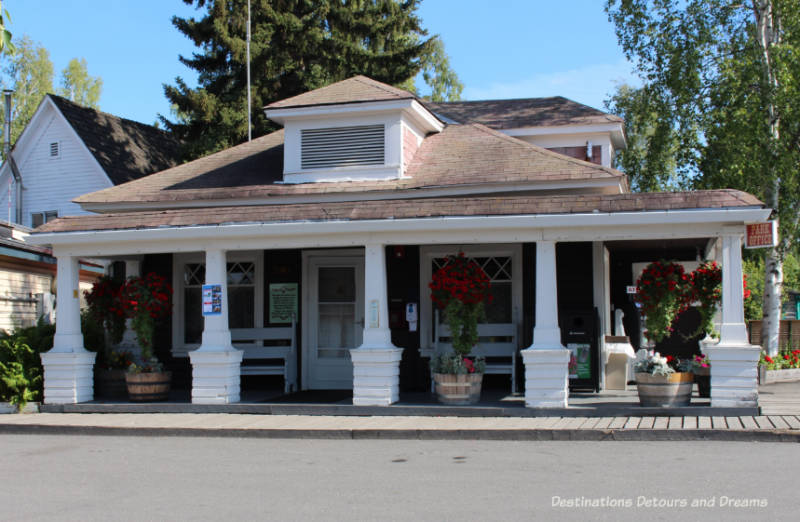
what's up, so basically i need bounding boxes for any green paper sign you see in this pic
[269,283,298,324]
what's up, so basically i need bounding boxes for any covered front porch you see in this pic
[28,192,770,410]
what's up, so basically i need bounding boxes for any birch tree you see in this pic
[606,0,800,354]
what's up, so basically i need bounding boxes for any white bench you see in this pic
[230,316,297,394]
[432,310,519,393]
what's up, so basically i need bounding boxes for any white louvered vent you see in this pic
[49,142,60,157]
[301,124,384,170]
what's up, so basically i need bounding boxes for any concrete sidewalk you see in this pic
[2,412,800,441]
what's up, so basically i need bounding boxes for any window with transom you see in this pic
[176,254,262,350]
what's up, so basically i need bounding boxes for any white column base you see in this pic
[40,351,97,404]
[521,347,570,408]
[189,349,243,404]
[350,348,403,406]
[705,344,760,408]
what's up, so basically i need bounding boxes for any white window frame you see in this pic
[419,244,522,356]
[172,250,264,357]
[31,210,58,228]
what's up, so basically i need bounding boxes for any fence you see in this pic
[748,320,800,350]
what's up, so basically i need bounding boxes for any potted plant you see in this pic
[634,260,691,346]
[634,351,693,406]
[759,348,800,384]
[691,354,711,398]
[94,350,134,399]
[121,272,173,402]
[84,275,128,398]
[428,253,492,404]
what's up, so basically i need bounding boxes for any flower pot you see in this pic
[433,372,483,405]
[126,371,172,402]
[635,372,693,407]
[95,368,129,399]
[692,367,711,398]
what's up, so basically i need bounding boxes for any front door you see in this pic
[306,254,364,389]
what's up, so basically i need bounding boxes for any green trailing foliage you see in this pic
[0,338,41,410]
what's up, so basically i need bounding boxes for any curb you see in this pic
[2,423,799,442]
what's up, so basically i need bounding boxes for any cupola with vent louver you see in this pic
[264,77,443,184]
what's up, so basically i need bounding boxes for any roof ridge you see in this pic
[352,75,415,100]
[47,93,173,138]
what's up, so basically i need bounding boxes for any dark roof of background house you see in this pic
[426,97,622,129]
[74,123,627,206]
[38,190,764,234]
[49,94,180,185]
[265,75,416,109]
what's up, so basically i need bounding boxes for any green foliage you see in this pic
[56,58,102,109]
[429,352,485,375]
[604,83,681,191]
[1,35,103,150]
[442,299,484,357]
[743,251,800,320]
[81,310,106,355]
[1,1,14,55]
[163,0,462,160]
[0,338,41,410]
[1,35,54,147]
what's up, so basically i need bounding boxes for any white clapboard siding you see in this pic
[1,104,113,228]
[0,267,52,332]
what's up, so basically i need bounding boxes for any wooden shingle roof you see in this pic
[265,76,415,109]
[40,190,764,234]
[49,94,180,185]
[74,124,625,206]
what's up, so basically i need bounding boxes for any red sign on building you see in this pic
[745,221,777,249]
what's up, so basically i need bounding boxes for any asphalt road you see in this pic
[0,434,795,521]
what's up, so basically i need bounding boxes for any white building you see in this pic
[28,76,767,408]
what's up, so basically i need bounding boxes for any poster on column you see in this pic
[567,343,592,379]
[202,284,222,316]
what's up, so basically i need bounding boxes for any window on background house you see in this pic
[31,210,58,228]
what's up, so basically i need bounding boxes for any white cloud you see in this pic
[462,60,642,110]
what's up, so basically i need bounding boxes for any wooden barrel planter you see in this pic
[433,373,483,405]
[95,369,129,399]
[126,372,172,402]
[635,372,693,407]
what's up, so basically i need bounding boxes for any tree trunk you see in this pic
[753,0,782,355]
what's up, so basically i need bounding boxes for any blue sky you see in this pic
[4,0,639,126]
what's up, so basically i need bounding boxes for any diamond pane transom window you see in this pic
[432,256,512,324]
[184,263,205,286]
[227,262,255,286]
[182,261,256,344]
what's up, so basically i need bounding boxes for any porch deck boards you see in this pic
[5,413,800,439]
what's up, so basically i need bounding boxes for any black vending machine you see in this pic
[560,309,600,392]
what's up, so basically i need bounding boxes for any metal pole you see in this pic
[246,0,252,142]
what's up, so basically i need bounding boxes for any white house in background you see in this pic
[0,93,179,228]
[29,76,768,410]
[0,95,179,329]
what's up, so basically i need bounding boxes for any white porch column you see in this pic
[117,259,142,359]
[188,248,243,404]
[350,243,402,406]
[704,233,760,407]
[520,241,570,408]
[40,255,96,403]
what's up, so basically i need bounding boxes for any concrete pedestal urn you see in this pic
[635,372,693,407]
[433,372,483,405]
[126,371,172,402]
